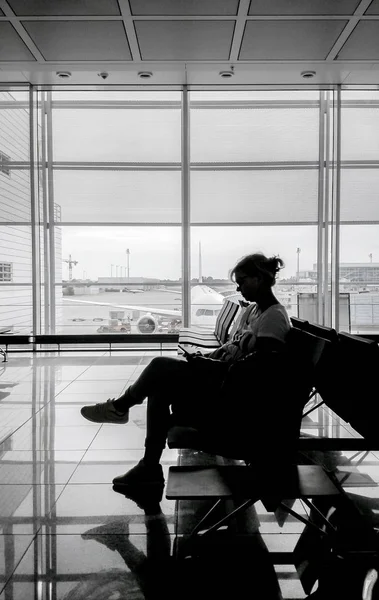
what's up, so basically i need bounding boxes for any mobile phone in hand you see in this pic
[183,347,202,359]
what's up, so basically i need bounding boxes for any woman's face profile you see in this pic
[235,270,261,302]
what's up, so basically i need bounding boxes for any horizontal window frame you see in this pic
[5,160,379,171]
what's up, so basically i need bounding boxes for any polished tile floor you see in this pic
[0,350,378,599]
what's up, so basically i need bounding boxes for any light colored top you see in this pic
[208,303,290,362]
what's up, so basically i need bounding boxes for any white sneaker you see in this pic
[81,399,129,424]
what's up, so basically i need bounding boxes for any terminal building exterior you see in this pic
[0,90,62,333]
[297,263,379,333]
[299,263,379,285]
[0,90,36,332]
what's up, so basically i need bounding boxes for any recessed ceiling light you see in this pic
[138,71,153,79]
[301,70,316,79]
[219,70,234,78]
[56,71,72,79]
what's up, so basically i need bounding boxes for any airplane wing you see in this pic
[159,284,224,295]
[63,297,182,318]
[156,287,182,295]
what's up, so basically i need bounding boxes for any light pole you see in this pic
[296,247,301,280]
[111,264,114,278]
[126,248,130,280]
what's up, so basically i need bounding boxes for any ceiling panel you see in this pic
[365,0,379,14]
[0,1,379,85]
[5,0,121,16]
[22,21,131,61]
[0,22,36,61]
[248,0,360,15]
[240,20,348,60]
[135,20,235,60]
[129,0,239,15]
[337,21,379,59]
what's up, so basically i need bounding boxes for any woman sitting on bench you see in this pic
[81,252,291,503]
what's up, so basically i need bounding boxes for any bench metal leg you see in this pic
[178,496,337,559]
[0,347,7,362]
[194,497,257,538]
[283,500,335,535]
[188,499,224,538]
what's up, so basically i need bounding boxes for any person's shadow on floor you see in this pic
[81,491,284,600]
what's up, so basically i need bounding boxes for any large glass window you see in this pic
[54,171,181,223]
[340,91,379,333]
[190,225,318,321]
[58,226,181,334]
[48,91,182,334]
[3,87,379,337]
[189,91,321,330]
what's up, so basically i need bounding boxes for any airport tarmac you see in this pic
[59,289,185,334]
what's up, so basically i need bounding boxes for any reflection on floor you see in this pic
[0,351,378,599]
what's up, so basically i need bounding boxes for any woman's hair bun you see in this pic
[231,253,284,286]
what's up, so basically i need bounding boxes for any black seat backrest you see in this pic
[338,331,378,350]
[336,332,379,439]
[215,329,328,463]
[305,322,339,344]
[290,317,309,330]
[288,327,356,425]
[286,327,328,373]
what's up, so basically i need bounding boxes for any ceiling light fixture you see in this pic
[138,71,153,79]
[56,71,72,79]
[301,70,316,79]
[219,66,234,78]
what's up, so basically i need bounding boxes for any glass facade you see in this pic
[1,86,379,335]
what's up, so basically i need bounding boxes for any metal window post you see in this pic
[46,92,56,332]
[332,87,341,331]
[181,86,191,327]
[317,91,326,324]
[29,85,41,336]
[323,91,332,326]
[41,92,51,333]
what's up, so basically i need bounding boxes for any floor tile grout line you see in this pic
[52,360,105,399]
[63,425,108,486]
[0,359,103,450]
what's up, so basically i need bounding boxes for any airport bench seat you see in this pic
[1,333,180,359]
[0,334,33,362]
[166,330,326,548]
[166,328,379,583]
[166,463,340,533]
[34,333,178,352]
[294,324,379,440]
[178,298,241,352]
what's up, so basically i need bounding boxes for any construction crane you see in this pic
[63,254,78,281]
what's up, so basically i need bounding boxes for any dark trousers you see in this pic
[129,356,219,450]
